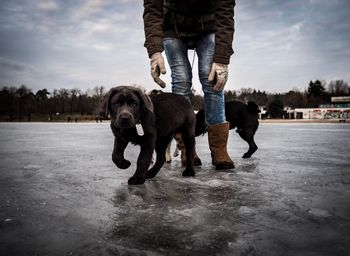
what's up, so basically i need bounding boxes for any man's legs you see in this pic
[163,37,192,101]
[196,33,235,169]
[163,37,202,166]
[196,33,226,125]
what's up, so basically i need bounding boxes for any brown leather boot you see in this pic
[208,122,235,170]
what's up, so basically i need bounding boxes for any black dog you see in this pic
[100,86,196,185]
[196,101,260,158]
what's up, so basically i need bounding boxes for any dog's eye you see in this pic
[129,101,138,107]
[114,101,122,106]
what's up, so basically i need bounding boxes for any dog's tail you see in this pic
[247,101,260,115]
[195,109,207,136]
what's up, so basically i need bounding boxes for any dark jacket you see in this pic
[143,0,235,64]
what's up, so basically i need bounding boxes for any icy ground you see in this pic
[0,122,350,256]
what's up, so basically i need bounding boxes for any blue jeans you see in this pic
[163,33,226,125]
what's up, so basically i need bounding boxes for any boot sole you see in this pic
[215,164,235,170]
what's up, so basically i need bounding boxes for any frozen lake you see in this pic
[0,122,350,256]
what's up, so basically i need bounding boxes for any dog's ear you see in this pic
[98,88,120,117]
[129,87,154,114]
[98,87,124,117]
[247,101,261,114]
[125,86,156,137]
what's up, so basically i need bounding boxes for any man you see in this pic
[143,0,235,169]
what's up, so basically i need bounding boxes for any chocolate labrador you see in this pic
[196,101,260,158]
[100,86,196,185]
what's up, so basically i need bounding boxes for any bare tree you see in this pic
[0,86,17,120]
[16,85,34,120]
[57,88,70,114]
[92,86,106,100]
[283,89,307,108]
[70,88,81,114]
[328,80,350,96]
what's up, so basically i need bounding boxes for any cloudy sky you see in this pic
[0,0,349,94]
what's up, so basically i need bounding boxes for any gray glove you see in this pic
[150,52,166,88]
[208,62,229,92]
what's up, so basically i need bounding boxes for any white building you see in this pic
[293,96,350,120]
[294,108,350,120]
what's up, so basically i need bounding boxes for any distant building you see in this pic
[293,108,350,120]
[331,96,350,103]
[294,96,350,120]
[260,96,350,120]
[319,96,350,108]
[283,107,295,119]
[258,106,267,119]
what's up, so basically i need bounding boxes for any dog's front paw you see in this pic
[145,170,157,179]
[114,159,131,169]
[128,176,146,185]
[242,146,257,159]
[194,157,202,166]
[182,168,195,177]
[242,153,252,158]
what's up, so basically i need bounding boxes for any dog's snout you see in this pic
[117,111,134,128]
[120,112,131,122]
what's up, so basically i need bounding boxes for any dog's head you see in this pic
[100,86,154,129]
[247,101,261,115]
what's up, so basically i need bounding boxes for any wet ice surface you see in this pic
[0,123,350,256]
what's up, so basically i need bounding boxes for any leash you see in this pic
[191,50,196,70]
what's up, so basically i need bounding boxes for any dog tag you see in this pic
[136,123,144,136]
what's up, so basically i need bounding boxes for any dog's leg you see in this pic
[175,133,201,167]
[181,131,195,177]
[174,133,186,166]
[165,141,172,163]
[112,137,131,169]
[128,136,155,185]
[171,132,200,165]
[244,135,258,158]
[173,146,179,157]
[238,129,258,158]
[146,139,169,179]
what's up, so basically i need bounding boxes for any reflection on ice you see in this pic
[108,161,263,255]
[112,182,239,254]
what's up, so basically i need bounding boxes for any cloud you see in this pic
[37,0,60,12]
[0,57,25,72]
[0,0,349,93]
[71,0,112,21]
[231,0,350,91]
[0,58,26,87]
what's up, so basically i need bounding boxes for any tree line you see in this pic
[0,86,106,121]
[194,80,349,118]
[0,80,349,121]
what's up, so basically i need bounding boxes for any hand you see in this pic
[208,63,228,92]
[150,52,166,88]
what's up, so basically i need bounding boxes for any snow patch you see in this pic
[23,164,41,170]
[308,208,331,218]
